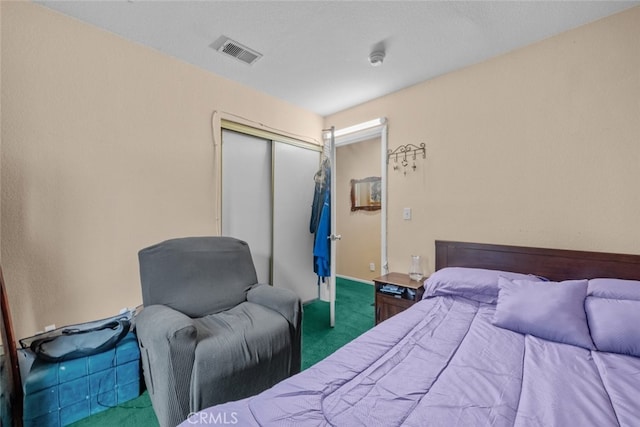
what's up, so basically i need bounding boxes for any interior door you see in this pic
[325,119,388,327]
[316,129,338,326]
[328,128,337,327]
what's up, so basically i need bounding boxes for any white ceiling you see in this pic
[37,1,639,116]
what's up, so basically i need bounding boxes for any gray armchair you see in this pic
[136,236,302,427]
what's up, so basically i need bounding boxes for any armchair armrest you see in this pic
[136,305,197,427]
[247,284,302,374]
[247,284,300,324]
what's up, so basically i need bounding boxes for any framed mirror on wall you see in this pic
[350,177,381,211]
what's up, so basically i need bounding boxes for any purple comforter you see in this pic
[181,297,640,426]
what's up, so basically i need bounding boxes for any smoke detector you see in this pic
[368,50,385,67]
[210,35,262,65]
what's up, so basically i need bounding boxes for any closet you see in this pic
[221,125,321,302]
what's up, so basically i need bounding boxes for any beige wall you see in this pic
[3,3,639,338]
[0,1,3,251]
[326,7,640,277]
[1,3,323,338]
[336,137,381,281]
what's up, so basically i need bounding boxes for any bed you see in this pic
[180,240,640,426]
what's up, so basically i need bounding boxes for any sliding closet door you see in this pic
[221,130,272,283]
[273,142,320,302]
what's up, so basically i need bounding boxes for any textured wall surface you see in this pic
[1,2,322,338]
[326,6,640,275]
[3,2,639,339]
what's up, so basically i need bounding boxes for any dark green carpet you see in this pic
[301,277,375,369]
[69,278,374,427]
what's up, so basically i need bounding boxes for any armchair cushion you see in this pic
[139,237,257,317]
[247,284,302,373]
[190,302,292,411]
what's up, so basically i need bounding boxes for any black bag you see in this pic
[19,310,133,362]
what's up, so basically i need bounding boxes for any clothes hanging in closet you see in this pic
[310,158,331,283]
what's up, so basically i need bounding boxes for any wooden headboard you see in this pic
[435,240,640,282]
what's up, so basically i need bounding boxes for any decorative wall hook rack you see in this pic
[387,143,426,175]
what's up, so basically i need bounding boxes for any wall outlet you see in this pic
[403,207,412,220]
[369,262,375,272]
[44,324,56,332]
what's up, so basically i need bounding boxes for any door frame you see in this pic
[332,118,388,278]
[322,118,388,327]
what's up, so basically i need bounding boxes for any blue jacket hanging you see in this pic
[311,158,331,283]
[313,191,331,283]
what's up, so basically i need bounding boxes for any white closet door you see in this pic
[221,130,272,284]
[273,142,320,302]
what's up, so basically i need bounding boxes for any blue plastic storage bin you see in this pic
[23,332,141,426]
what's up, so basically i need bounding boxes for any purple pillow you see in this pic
[587,278,640,301]
[585,297,640,357]
[423,267,541,303]
[492,277,594,349]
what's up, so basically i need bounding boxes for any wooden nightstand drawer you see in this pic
[373,272,426,324]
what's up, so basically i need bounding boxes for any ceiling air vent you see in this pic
[210,36,262,65]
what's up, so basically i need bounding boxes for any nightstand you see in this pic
[373,272,426,324]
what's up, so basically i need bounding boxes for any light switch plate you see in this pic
[403,207,412,220]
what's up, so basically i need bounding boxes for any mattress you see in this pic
[181,295,640,426]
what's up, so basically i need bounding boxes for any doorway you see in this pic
[331,118,388,284]
[335,136,383,282]
[321,118,387,328]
